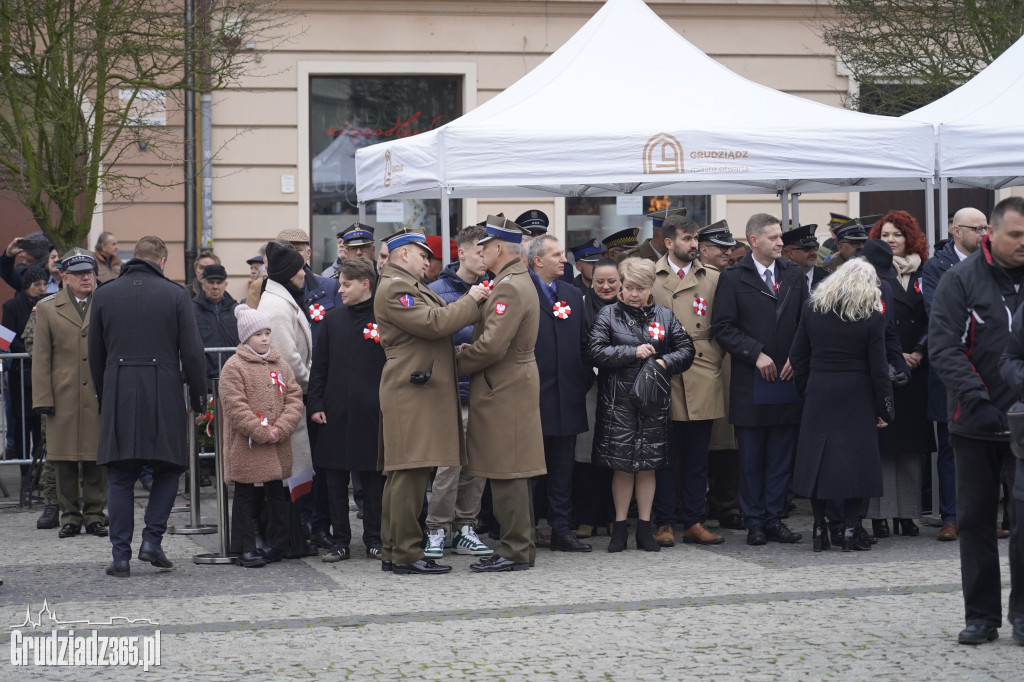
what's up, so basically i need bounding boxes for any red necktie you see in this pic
[678,268,685,279]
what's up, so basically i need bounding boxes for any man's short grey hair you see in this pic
[95,231,115,249]
[525,234,558,270]
[745,213,781,241]
[503,241,522,258]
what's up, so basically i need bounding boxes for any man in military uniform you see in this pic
[516,210,548,266]
[375,228,489,575]
[697,220,737,271]
[651,215,729,547]
[816,211,851,266]
[822,218,872,271]
[782,224,829,292]
[33,249,106,539]
[628,207,686,263]
[603,227,640,262]
[568,239,602,294]
[458,215,546,572]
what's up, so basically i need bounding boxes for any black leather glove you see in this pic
[962,399,1007,434]
[888,364,910,388]
[33,406,54,416]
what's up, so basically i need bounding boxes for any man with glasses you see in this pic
[921,207,989,543]
[782,223,829,292]
[32,249,106,540]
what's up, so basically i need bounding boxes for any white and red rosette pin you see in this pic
[553,301,571,319]
[363,322,380,343]
[692,296,707,316]
[648,321,665,341]
[308,303,326,321]
[269,371,287,394]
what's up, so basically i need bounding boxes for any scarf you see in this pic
[892,253,921,291]
[244,344,272,360]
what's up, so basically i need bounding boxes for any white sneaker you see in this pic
[453,524,494,556]
[424,528,446,558]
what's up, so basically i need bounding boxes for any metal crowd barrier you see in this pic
[193,377,235,565]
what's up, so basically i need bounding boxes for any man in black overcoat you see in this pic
[89,236,207,578]
[527,234,592,552]
[712,213,808,546]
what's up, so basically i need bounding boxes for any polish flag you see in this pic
[0,325,15,352]
[287,467,314,501]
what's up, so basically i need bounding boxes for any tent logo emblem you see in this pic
[384,149,393,188]
[642,133,683,174]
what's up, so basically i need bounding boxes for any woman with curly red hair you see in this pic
[866,210,935,539]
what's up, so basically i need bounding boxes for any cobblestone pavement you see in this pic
[1,468,1021,680]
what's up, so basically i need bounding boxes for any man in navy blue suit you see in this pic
[526,234,593,552]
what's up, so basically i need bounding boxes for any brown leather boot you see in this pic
[683,522,725,545]
[654,525,675,547]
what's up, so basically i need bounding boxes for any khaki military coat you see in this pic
[458,260,546,480]
[652,254,725,422]
[32,288,100,461]
[374,262,480,472]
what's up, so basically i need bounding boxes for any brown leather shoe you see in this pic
[535,529,551,548]
[683,522,725,545]
[998,528,1011,539]
[654,525,675,547]
[937,521,958,541]
[576,524,594,539]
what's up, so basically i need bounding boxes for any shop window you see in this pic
[565,195,710,252]
[309,75,462,271]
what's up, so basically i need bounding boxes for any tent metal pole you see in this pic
[938,177,949,241]
[358,201,366,223]
[791,193,801,228]
[924,178,936,251]
[779,188,790,233]
[440,187,451,267]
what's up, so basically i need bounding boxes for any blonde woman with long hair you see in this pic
[788,258,895,552]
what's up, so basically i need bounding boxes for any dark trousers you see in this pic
[572,462,613,528]
[936,421,957,522]
[105,460,184,562]
[653,420,714,528]
[707,448,741,520]
[534,435,576,537]
[324,468,383,549]
[811,498,862,527]
[951,435,1021,626]
[232,481,288,554]
[735,424,798,530]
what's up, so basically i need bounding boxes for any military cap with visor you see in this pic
[477,215,528,245]
[697,220,737,247]
[58,247,97,273]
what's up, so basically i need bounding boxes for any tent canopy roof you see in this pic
[356,0,934,201]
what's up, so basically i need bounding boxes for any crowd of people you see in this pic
[1,199,1021,645]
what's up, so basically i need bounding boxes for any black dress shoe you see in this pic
[58,523,80,538]
[36,505,59,529]
[842,528,871,552]
[855,524,878,545]
[746,525,767,546]
[138,541,173,568]
[958,621,999,645]
[1012,617,1024,645]
[717,513,745,530]
[381,560,393,572]
[85,522,108,537]
[105,560,130,578]
[895,518,920,536]
[284,542,318,560]
[259,547,285,563]
[830,527,844,547]
[238,551,266,568]
[871,519,890,539]
[765,522,802,543]
[392,558,452,575]
[811,523,831,552]
[535,529,551,548]
[308,530,334,549]
[469,555,530,572]
[199,474,212,487]
[550,534,592,552]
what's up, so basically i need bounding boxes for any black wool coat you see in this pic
[879,267,935,455]
[307,297,385,472]
[532,275,591,436]
[588,300,694,473]
[711,254,808,426]
[789,305,894,499]
[88,259,207,467]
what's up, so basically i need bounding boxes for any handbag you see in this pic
[630,357,671,418]
[1007,400,1024,458]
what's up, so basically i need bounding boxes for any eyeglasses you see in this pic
[953,224,988,234]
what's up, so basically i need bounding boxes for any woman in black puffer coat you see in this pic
[588,258,695,552]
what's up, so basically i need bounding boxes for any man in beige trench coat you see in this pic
[32,249,105,538]
[375,228,489,576]
[458,216,546,573]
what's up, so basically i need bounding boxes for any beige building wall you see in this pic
[98,0,851,298]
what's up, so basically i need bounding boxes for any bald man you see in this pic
[921,206,989,542]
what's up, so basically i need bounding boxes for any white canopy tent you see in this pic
[903,34,1024,235]
[355,0,936,255]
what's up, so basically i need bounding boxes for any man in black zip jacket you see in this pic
[930,196,1024,646]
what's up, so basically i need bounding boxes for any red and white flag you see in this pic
[287,467,314,501]
[0,325,15,352]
